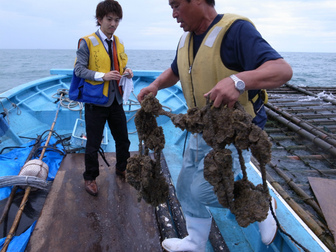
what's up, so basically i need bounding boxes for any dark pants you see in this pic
[83,101,130,181]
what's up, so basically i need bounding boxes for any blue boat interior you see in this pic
[0,69,329,252]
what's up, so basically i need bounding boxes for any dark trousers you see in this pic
[83,101,130,181]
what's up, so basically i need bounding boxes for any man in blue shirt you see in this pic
[138,0,293,251]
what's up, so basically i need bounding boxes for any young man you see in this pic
[72,0,133,196]
[138,0,293,251]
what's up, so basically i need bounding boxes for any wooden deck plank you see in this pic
[308,176,336,242]
[26,152,164,252]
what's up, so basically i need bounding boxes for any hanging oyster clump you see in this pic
[200,102,272,227]
[126,94,168,206]
[128,94,272,227]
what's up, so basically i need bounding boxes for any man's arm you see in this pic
[137,67,179,102]
[239,59,293,90]
[74,40,96,80]
[204,58,293,108]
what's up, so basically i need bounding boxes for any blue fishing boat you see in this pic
[0,69,331,252]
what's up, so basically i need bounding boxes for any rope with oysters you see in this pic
[126,93,272,227]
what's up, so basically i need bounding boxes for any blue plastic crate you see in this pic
[70,119,108,150]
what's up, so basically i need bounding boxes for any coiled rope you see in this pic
[51,89,83,112]
[0,176,50,190]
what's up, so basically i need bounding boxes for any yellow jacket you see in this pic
[177,14,255,117]
[81,33,128,98]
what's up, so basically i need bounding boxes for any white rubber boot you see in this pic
[258,197,278,245]
[162,215,212,252]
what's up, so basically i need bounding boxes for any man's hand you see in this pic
[123,68,134,79]
[103,70,122,81]
[204,77,240,108]
[137,84,159,103]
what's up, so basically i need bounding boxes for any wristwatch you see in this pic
[230,74,245,94]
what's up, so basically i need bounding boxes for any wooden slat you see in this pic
[26,152,163,252]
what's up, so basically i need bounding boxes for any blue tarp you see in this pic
[0,136,65,252]
[0,222,36,252]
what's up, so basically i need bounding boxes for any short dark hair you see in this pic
[186,0,215,7]
[95,0,123,26]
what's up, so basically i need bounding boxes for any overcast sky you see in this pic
[0,0,335,53]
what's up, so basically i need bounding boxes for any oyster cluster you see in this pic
[127,94,272,227]
[126,94,168,206]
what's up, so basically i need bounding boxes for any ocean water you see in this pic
[0,49,335,94]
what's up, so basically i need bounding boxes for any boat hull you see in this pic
[0,69,329,252]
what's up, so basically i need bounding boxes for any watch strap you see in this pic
[230,74,240,83]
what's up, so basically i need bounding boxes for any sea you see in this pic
[0,49,335,94]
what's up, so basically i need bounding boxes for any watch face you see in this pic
[236,80,245,90]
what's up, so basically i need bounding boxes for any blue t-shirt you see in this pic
[171,14,282,74]
[170,14,281,129]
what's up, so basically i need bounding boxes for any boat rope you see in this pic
[268,161,326,224]
[98,147,110,167]
[0,176,50,190]
[0,97,22,125]
[51,89,83,112]
[252,155,334,251]
[269,202,311,252]
[182,131,189,157]
[0,146,26,155]
[0,130,70,157]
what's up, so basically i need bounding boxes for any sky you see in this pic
[0,0,335,53]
